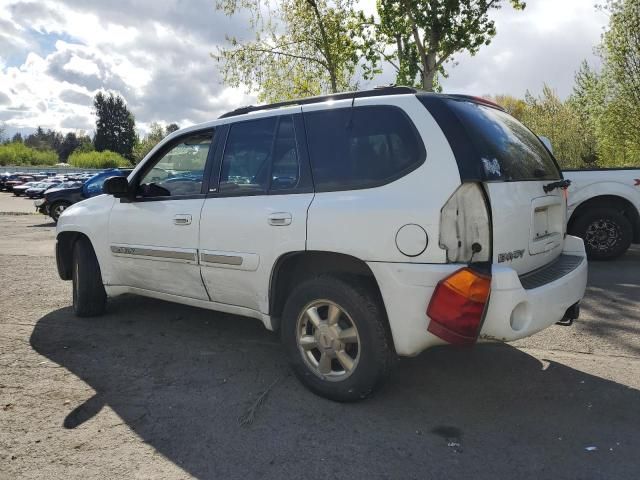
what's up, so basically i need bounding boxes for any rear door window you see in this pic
[446,100,561,181]
[219,115,302,194]
[303,106,425,191]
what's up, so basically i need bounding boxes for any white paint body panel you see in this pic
[304,96,459,263]
[198,193,314,313]
[484,182,566,275]
[564,169,640,220]
[108,198,209,300]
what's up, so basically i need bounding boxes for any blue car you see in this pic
[36,168,132,222]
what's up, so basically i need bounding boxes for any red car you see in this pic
[4,175,35,192]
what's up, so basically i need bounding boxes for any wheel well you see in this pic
[569,195,640,243]
[269,251,386,330]
[56,231,90,280]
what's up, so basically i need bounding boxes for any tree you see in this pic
[376,0,525,91]
[132,122,166,164]
[24,127,63,153]
[166,123,180,134]
[11,132,23,143]
[93,91,136,161]
[58,132,82,162]
[598,0,640,163]
[213,0,380,102]
[0,123,5,143]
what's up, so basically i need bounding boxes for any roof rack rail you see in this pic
[218,85,418,119]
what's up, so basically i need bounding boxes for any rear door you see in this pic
[198,112,314,313]
[443,100,566,274]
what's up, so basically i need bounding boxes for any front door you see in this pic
[198,112,314,313]
[108,130,215,300]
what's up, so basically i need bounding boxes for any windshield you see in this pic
[446,100,561,181]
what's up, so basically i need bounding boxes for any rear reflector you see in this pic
[427,268,491,346]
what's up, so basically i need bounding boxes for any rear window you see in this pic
[446,100,561,181]
[304,105,425,191]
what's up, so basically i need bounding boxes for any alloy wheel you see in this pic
[296,300,360,381]
[585,218,621,253]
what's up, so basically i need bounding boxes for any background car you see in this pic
[25,180,63,198]
[3,174,34,192]
[38,169,131,222]
[11,179,38,196]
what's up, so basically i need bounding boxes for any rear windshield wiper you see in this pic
[543,179,571,193]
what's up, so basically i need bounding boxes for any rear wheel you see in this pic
[281,275,393,402]
[50,201,70,223]
[72,237,107,317]
[570,207,632,260]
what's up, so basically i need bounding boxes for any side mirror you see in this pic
[539,136,553,153]
[103,176,130,198]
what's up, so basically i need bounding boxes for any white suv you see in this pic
[56,87,588,401]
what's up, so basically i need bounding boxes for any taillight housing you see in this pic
[439,183,491,263]
[427,267,491,345]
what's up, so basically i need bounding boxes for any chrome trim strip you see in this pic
[201,253,243,266]
[110,245,196,261]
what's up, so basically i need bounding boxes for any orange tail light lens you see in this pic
[427,268,491,346]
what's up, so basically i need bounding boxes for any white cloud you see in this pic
[0,0,608,135]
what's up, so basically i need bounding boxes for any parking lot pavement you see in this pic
[1,213,639,480]
[0,192,41,214]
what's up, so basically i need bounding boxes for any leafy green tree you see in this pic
[166,123,180,134]
[598,0,640,164]
[376,0,525,91]
[519,85,594,169]
[93,92,136,161]
[213,0,380,102]
[58,132,81,162]
[11,132,23,143]
[133,122,166,164]
[25,127,63,152]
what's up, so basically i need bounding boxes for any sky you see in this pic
[0,0,609,138]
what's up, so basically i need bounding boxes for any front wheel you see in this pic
[570,207,633,260]
[50,201,70,223]
[281,275,394,402]
[72,237,107,317]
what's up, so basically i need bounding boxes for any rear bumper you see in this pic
[479,235,588,342]
[368,235,588,356]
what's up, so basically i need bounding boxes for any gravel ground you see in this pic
[0,192,41,214]
[1,196,639,480]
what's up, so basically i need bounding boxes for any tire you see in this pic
[569,207,633,260]
[72,237,107,317]
[280,275,394,402]
[50,201,70,223]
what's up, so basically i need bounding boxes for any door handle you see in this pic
[268,212,292,226]
[173,214,192,225]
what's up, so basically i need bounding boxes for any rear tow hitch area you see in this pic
[556,302,580,327]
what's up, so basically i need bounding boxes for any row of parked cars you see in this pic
[0,169,131,221]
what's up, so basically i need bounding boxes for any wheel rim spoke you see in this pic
[318,353,332,374]
[327,304,341,325]
[299,335,317,351]
[338,327,357,343]
[335,351,354,372]
[306,306,322,328]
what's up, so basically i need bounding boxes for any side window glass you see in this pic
[270,116,300,191]
[304,106,424,191]
[139,132,212,197]
[220,117,277,193]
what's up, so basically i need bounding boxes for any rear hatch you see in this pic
[420,95,566,275]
